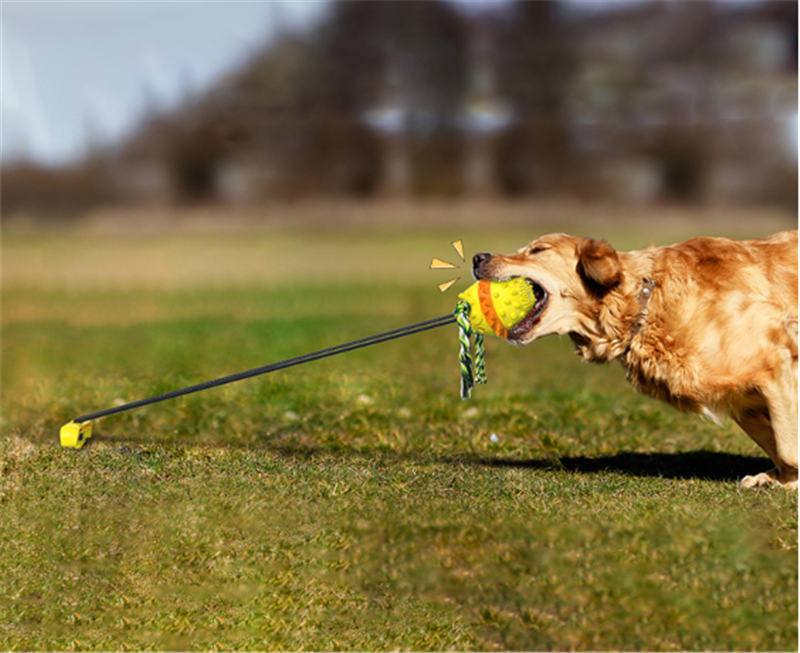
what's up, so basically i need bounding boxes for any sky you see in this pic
[2,1,329,165]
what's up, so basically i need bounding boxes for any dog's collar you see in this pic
[624,277,655,357]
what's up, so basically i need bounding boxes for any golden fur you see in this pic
[473,231,798,488]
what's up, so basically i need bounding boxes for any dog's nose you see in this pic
[472,252,493,280]
[472,252,492,270]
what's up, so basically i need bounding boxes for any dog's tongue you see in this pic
[458,278,536,338]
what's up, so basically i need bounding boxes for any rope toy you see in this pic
[454,277,536,399]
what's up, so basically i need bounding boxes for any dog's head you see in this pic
[472,233,623,346]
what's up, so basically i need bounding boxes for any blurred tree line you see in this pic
[3,0,797,217]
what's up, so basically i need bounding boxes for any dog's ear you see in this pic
[577,238,622,292]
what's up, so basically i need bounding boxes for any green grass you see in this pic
[2,223,797,651]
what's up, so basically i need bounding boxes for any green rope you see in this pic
[454,300,487,400]
[474,332,486,385]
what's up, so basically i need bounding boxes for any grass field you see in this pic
[2,204,797,651]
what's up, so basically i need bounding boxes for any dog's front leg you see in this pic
[738,351,798,490]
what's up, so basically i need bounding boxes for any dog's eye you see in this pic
[528,246,546,255]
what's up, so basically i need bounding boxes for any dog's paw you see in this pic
[741,468,798,490]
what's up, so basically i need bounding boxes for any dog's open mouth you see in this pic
[507,278,549,340]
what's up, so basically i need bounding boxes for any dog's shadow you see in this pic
[103,432,766,483]
[265,441,764,484]
[449,450,768,483]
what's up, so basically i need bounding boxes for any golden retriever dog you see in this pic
[472,230,798,489]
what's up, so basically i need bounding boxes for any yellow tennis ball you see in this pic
[458,278,535,338]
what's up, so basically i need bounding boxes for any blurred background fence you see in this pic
[3,0,797,218]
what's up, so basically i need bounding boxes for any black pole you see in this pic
[71,314,456,424]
